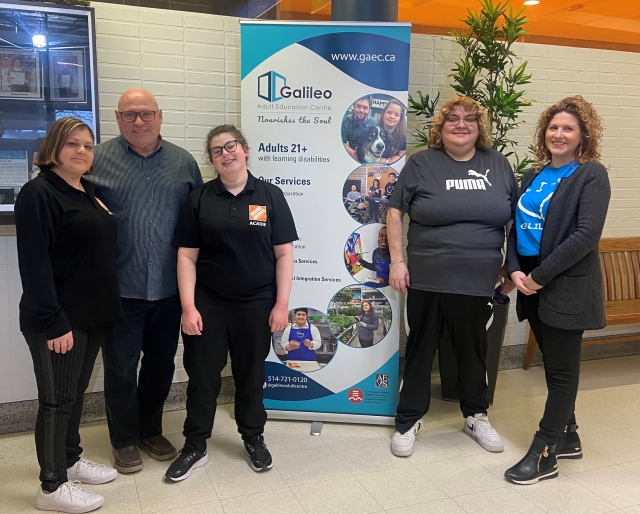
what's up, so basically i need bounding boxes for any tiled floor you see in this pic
[1,355,639,514]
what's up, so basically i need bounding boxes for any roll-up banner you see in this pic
[241,21,411,425]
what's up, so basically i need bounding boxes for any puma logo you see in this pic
[468,169,492,187]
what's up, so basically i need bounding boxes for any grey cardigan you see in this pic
[507,161,611,331]
[356,312,379,341]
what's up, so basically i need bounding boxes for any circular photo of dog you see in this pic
[271,307,338,372]
[344,223,389,289]
[343,164,397,224]
[341,94,407,166]
[327,285,392,348]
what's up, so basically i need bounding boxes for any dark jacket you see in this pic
[507,161,610,331]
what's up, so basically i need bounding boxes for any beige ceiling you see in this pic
[277,0,640,49]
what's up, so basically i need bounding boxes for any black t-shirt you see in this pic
[384,181,395,199]
[15,168,122,338]
[389,148,517,297]
[173,172,298,307]
[369,185,382,198]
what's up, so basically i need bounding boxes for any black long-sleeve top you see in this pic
[15,168,122,339]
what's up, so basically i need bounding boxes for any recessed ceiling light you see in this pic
[524,0,540,4]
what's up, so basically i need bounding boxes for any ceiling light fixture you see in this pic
[32,34,46,48]
[524,0,540,4]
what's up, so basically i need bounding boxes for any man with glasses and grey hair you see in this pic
[89,87,202,474]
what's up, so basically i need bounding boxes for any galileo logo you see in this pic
[258,71,332,102]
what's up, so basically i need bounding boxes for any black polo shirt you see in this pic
[15,168,122,339]
[173,172,298,307]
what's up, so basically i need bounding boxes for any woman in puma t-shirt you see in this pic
[386,96,517,458]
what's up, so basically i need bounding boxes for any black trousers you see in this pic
[396,289,493,433]
[24,325,106,492]
[182,299,272,452]
[519,256,583,445]
[102,296,182,449]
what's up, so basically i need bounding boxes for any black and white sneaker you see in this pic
[164,448,208,482]
[556,423,583,459]
[244,436,273,472]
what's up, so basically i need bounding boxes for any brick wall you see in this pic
[0,4,638,403]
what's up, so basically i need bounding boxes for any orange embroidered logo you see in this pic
[249,205,267,222]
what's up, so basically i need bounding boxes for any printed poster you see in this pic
[241,21,411,422]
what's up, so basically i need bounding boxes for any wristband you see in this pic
[390,260,404,266]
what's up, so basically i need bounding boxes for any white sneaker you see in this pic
[391,420,422,457]
[464,413,504,453]
[67,457,118,484]
[36,481,104,513]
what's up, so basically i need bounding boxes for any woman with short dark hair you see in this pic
[15,117,121,513]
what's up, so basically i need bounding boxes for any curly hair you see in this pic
[428,96,492,151]
[532,96,603,170]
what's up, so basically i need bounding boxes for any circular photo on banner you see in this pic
[272,307,337,373]
[327,284,392,348]
[341,94,407,165]
[344,223,389,288]
[342,164,397,224]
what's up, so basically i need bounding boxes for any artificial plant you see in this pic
[410,0,533,178]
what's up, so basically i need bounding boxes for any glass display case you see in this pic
[0,0,98,213]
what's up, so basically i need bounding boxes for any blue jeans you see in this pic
[102,296,181,449]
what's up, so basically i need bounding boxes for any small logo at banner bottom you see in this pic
[376,374,389,388]
[348,388,363,403]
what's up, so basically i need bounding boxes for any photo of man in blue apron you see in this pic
[280,308,322,362]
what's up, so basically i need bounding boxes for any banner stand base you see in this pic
[310,421,323,436]
[267,410,395,428]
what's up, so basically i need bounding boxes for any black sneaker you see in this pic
[165,448,208,482]
[244,436,273,472]
[556,423,583,459]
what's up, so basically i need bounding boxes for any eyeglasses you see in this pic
[208,140,238,158]
[119,111,157,122]
[444,115,478,124]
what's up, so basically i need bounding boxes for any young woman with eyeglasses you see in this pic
[165,125,298,481]
[386,96,518,458]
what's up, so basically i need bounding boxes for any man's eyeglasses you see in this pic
[119,111,157,122]
[444,114,478,124]
[208,140,238,158]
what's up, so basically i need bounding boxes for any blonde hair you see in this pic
[532,96,603,170]
[428,96,492,150]
[35,117,95,173]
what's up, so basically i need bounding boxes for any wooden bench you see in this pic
[522,237,640,369]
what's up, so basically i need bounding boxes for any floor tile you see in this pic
[291,475,383,514]
[318,421,385,447]
[385,498,466,514]
[136,470,217,513]
[152,501,224,513]
[274,446,351,486]
[329,437,412,475]
[581,431,640,464]
[414,456,508,497]
[452,487,544,513]
[220,487,305,514]
[355,465,446,510]
[261,425,327,455]
[0,433,38,468]
[571,466,640,509]
[470,448,529,479]
[623,506,640,513]
[518,475,619,513]
[89,479,142,514]
[404,432,468,464]
[206,460,287,499]
[583,406,640,430]
[558,448,616,476]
